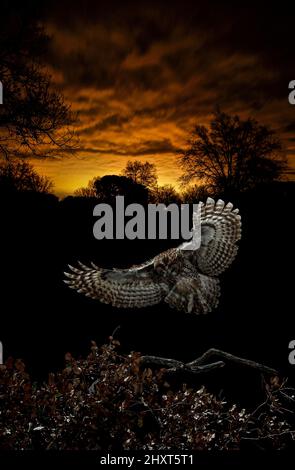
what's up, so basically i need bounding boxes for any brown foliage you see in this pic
[0,340,294,450]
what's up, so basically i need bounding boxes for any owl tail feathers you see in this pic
[164,275,220,315]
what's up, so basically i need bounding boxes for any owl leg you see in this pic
[164,276,220,315]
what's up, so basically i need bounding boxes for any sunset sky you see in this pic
[31,1,295,197]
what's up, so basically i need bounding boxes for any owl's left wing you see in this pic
[64,260,167,308]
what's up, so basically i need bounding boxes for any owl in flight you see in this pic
[64,198,241,315]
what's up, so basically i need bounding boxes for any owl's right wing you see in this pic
[64,260,167,308]
[195,197,242,276]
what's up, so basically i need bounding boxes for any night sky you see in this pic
[31,1,295,196]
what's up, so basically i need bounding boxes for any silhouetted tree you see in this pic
[150,184,182,205]
[179,110,287,196]
[74,177,97,197]
[0,3,77,159]
[181,184,211,203]
[0,159,53,193]
[122,160,157,189]
[94,175,149,204]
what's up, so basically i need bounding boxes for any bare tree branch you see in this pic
[140,348,278,377]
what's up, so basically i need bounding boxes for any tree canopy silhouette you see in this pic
[149,184,182,205]
[75,175,149,205]
[179,110,287,196]
[122,160,158,189]
[0,159,53,193]
[0,3,77,159]
[181,184,210,203]
[74,177,98,198]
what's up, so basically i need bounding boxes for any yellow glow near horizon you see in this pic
[30,153,183,197]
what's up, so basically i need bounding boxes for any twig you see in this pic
[187,348,278,375]
[241,430,295,441]
[140,354,225,377]
[110,325,121,340]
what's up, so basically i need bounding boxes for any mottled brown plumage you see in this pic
[64,198,241,314]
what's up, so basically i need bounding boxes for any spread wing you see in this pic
[195,197,242,276]
[64,260,167,308]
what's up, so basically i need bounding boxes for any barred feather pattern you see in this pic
[195,198,242,276]
[64,261,167,308]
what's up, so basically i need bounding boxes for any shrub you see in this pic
[0,339,294,450]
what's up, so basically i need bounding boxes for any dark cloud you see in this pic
[127,138,179,156]
[81,114,131,134]
[45,1,295,107]
[72,138,179,156]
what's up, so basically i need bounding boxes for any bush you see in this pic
[0,339,294,450]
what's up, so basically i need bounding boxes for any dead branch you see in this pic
[140,348,278,377]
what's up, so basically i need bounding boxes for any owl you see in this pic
[64,198,241,315]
